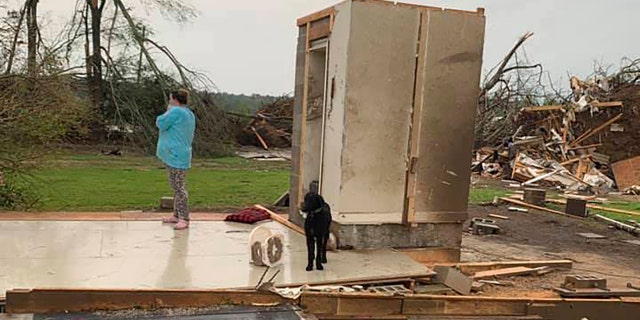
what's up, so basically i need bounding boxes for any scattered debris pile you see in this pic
[473,73,640,194]
[236,97,294,149]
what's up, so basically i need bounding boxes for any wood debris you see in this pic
[472,74,639,195]
[235,97,294,149]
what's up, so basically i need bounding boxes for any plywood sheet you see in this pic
[612,155,640,191]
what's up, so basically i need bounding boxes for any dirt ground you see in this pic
[461,203,640,298]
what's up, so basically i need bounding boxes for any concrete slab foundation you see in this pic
[0,220,430,298]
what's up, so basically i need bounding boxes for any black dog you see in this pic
[300,192,332,271]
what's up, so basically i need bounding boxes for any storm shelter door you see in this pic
[403,9,485,225]
[299,38,329,199]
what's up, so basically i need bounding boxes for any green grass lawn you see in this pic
[31,153,289,212]
[17,151,640,223]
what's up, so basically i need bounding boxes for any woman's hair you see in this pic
[171,89,189,105]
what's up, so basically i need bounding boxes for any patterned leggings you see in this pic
[167,167,189,221]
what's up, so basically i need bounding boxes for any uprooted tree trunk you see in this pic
[5,4,27,75]
[475,32,547,148]
[89,0,107,110]
[26,0,39,76]
[108,0,233,156]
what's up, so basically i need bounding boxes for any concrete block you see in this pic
[563,275,607,289]
[565,198,587,217]
[334,222,462,250]
[159,197,174,210]
[524,188,546,206]
[473,222,500,235]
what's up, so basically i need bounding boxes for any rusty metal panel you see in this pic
[412,9,485,222]
[612,155,640,191]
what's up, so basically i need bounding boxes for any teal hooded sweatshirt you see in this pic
[156,106,196,170]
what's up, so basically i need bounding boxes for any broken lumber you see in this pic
[254,204,305,235]
[523,105,563,112]
[251,126,270,150]
[569,113,623,147]
[547,199,640,218]
[593,101,623,108]
[488,214,509,220]
[500,197,582,219]
[594,214,640,236]
[472,267,537,280]
[521,169,563,186]
[5,289,292,314]
[559,155,591,166]
[436,260,573,275]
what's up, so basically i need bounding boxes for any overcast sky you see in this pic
[35,0,640,95]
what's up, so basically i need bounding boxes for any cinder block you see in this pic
[563,275,607,289]
[524,188,546,206]
[565,198,588,217]
[159,196,174,210]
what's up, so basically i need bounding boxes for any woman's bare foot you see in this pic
[162,216,179,224]
[174,219,189,230]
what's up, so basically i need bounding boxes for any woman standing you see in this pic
[157,89,196,230]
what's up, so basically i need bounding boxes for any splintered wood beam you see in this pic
[523,105,563,112]
[251,126,269,150]
[434,260,573,275]
[593,101,623,108]
[499,197,582,219]
[5,289,291,314]
[255,204,305,235]
[546,199,640,218]
[569,113,623,148]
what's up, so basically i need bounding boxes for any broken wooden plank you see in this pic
[521,169,563,187]
[301,291,640,319]
[523,105,563,112]
[446,262,566,278]
[624,240,640,246]
[251,126,270,150]
[554,287,640,298]
[569,143,603,151]
[547,199,640,218]
[569,113,623,147]
[488,214,509,220]
[594,214,640,236]
[593,101,623,108]
[5,289,292,314]
[472,267,537,280]
[254,204,305,235]
[576,233,606,239]
[559,155,591,167]
[500,197,582,219]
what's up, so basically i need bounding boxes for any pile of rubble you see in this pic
[473,75,639,194]
[236,97,294,149]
